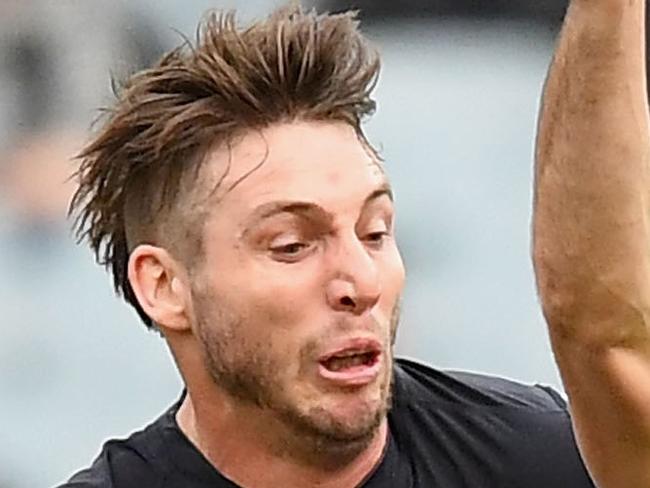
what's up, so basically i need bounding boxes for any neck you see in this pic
[176,389,389,488]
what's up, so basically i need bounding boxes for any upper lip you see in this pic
[318,337,382,362]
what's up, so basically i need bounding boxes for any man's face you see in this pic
[189,121,405,447]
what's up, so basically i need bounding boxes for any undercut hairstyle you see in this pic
[70,6,381,329]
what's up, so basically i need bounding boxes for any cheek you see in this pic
[244,258,325,321]
[245,281,312,328]
[219,272,319,356]
[212,247,316,315]
[381,246,406,296]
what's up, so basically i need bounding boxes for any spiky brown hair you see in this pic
[70,6,380,329]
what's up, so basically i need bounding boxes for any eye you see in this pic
[272,242,308,255]
[358,213,392,248]
[366,231,387,242]
[268,239,314,262]
[363,230,390,248]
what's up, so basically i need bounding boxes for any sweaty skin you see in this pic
[534,0,650,486]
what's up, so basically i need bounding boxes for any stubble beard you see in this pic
[193,291,401,462]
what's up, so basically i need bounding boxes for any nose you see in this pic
[326,236,381,315]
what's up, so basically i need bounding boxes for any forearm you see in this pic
[534,0,650,485]
[535,0,650,345]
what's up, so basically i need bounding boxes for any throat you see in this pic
[267,417,390,487]
[175,389,389,487]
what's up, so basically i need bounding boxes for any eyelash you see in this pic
[272,242,310,255]
[364,231,390,248]
[269,241,314,262]
[269,230,390,262]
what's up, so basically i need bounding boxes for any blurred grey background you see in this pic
[0,1,581,486]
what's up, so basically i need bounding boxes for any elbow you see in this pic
[535,273,650,349]
[533,243,650,347]
[532,246,579,336]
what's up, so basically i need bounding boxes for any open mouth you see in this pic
[317,342,382,386]
[321,351,379,372]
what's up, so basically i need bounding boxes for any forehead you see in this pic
[204,121,387,215]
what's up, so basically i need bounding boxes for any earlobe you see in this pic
[127,245,191,332]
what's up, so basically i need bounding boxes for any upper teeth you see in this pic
[327,355,370,371]
[334,351,369,358]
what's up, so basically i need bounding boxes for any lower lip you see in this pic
[317,355,382,387]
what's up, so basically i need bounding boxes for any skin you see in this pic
[128,121,406,487]
[534,0,650,486]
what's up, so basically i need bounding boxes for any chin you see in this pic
[305,406,383,445]
[332,404,385,441]
[302,383,390,441]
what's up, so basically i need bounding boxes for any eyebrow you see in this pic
[365,183,393,205]
[241,182,393,233]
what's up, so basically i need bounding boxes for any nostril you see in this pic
[340,296,355,308]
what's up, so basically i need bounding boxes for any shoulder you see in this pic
[391,358,593,486]
[56,411,171,488]
[393,357,567,411]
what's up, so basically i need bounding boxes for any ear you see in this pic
[127,244,191,332]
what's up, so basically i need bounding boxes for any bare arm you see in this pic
[534,0,650,486]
